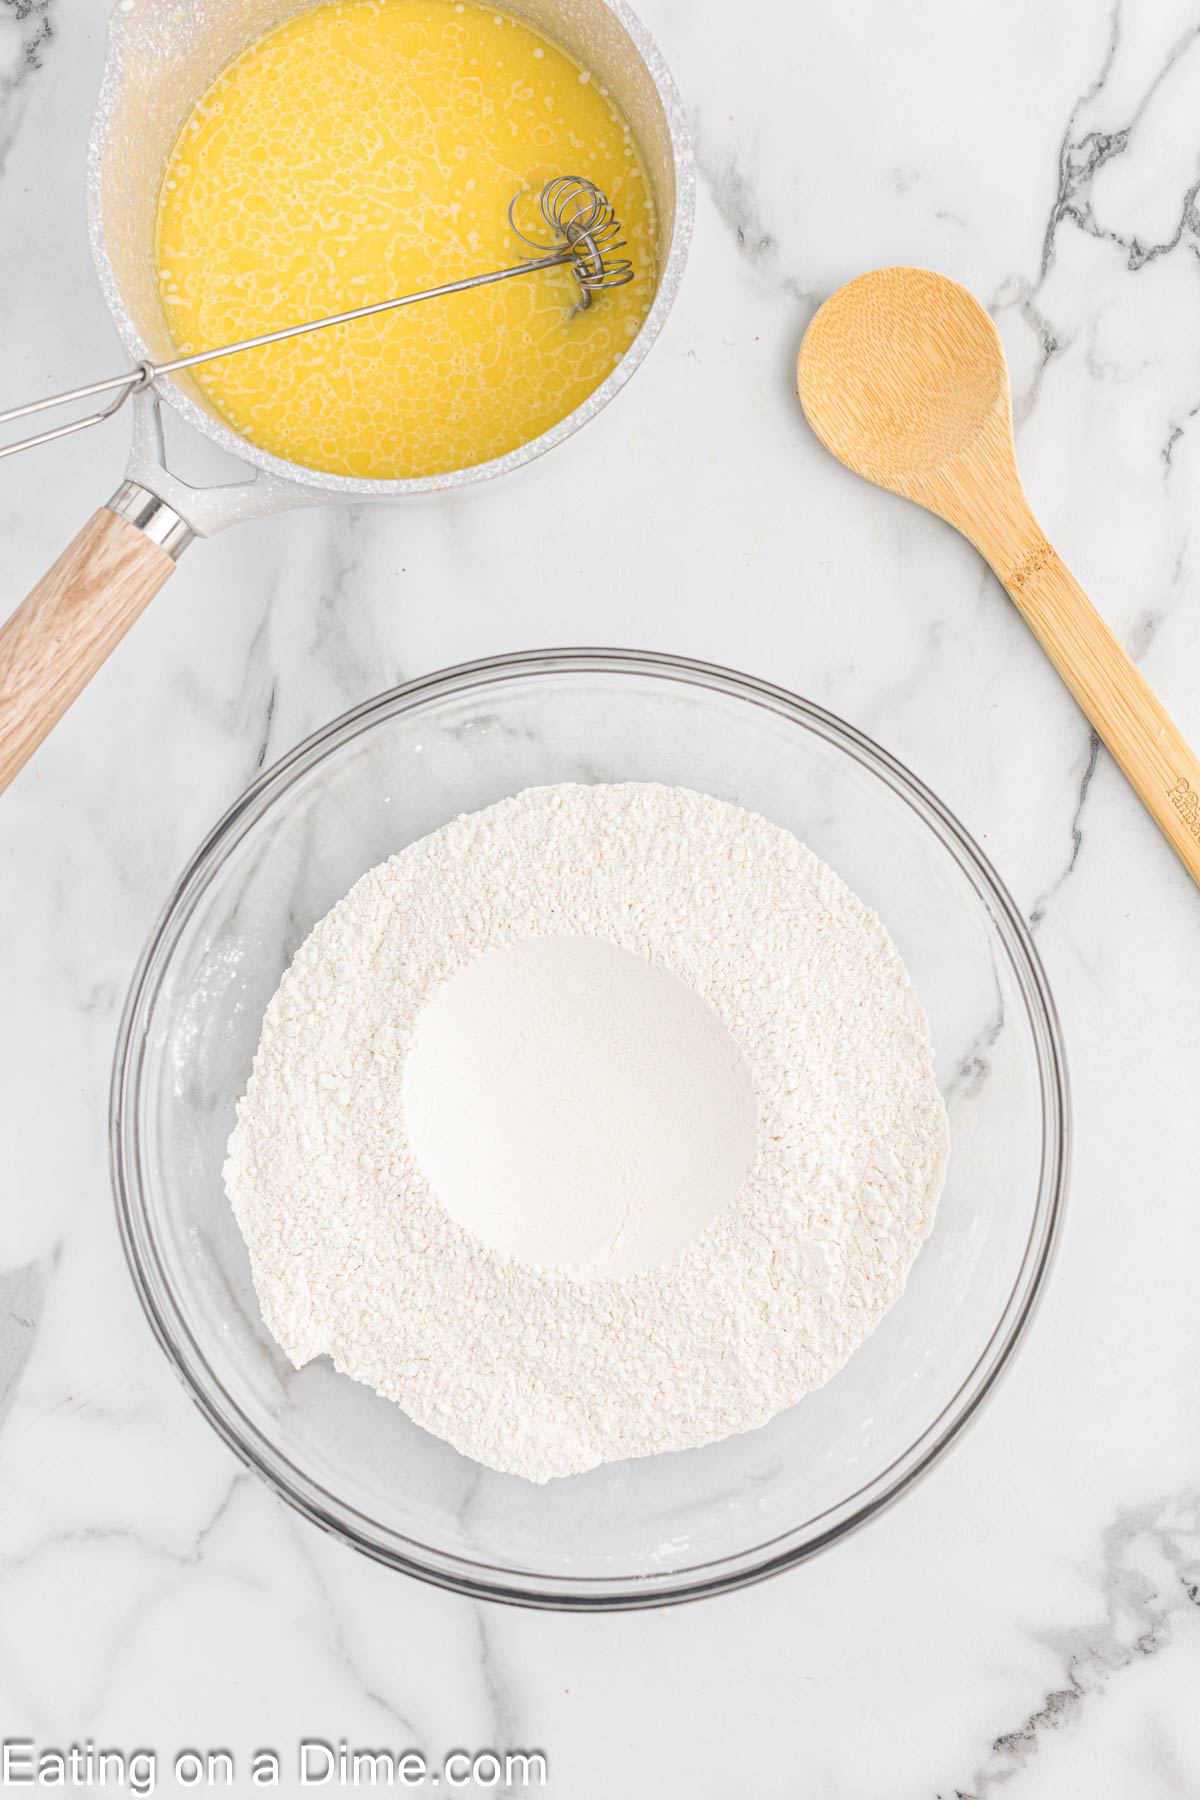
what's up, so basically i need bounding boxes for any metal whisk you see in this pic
[0,175,634,462]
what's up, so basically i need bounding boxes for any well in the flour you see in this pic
[403,934,757,1276]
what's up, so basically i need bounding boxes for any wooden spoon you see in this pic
[797,265,1200,889]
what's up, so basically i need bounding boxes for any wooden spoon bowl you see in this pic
[801,267,1006,484]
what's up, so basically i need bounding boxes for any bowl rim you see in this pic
[110,647,1070,1609]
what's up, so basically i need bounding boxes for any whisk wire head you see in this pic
[508,175,634,305]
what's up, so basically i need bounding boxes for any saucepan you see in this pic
[0,0,692,792]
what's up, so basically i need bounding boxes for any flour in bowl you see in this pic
[224,783,949,1482]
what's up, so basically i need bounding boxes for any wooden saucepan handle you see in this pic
[0,501,182,796]
[996,528,1200,885]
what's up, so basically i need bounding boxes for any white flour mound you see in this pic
[224,783,950,1482]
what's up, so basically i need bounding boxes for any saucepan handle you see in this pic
[0,484,192,795]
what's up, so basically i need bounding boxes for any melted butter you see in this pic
[154,0,657,478]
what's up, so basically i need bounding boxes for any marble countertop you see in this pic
[3,0,1200,1792]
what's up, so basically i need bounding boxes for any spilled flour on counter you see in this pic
[225,783,949,1482]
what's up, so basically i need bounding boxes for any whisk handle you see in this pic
[0,502,179,794]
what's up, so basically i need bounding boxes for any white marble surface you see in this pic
[3,0,1200,1792]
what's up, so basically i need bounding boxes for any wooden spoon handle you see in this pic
[0,507,176,796]
[997,532,1200,884]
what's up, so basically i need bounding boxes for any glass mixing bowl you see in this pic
[111,649,1069,1608]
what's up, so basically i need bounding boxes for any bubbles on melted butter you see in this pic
[153,0,658,478]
